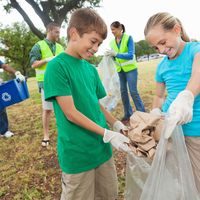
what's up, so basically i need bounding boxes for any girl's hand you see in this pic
[168,90,194,125]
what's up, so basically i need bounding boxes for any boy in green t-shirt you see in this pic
[44,8,131,199]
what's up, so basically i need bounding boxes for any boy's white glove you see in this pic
[15,71,25,82]
[168,90,194,125]
[103,129,131,152]
[113,121,125,132]
[150,108,162,115]
[104,47,117,57]
[45,56,56,63]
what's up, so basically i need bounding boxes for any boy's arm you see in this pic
[56,95,105,136]
[56,95,130,152]
[99,102,125,132]
[99,103,118,126]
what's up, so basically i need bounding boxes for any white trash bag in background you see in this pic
[98,56,121,112]
[125,114,199,200]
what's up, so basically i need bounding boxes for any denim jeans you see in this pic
[0,107,8,135]
[118,68,146,119]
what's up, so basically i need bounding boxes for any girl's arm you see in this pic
[185,52,200,98]
[152,81,166,109]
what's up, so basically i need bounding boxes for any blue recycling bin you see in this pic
[0,78,29,108]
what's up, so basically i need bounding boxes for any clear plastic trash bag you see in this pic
[125,114,199,200]
[98,56,121,112]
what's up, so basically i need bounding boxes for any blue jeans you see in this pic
[118,68,146,119]
[0,108,8,135]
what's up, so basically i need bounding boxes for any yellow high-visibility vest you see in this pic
[110,34,137,72]
[35,40,64,82]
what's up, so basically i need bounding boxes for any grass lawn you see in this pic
[0,59,162,200]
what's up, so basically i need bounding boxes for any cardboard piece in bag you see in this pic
[121,111,165,159]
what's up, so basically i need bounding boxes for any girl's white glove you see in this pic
[15,71,25,82]
[103,129,131,152]
[168,90,194,125]
[113,121,125,132]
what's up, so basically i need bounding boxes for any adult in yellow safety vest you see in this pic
[29,22,64,147]
[105,21,146,123]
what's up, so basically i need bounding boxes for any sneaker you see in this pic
[1,131,14,138]
[121,117,129,123]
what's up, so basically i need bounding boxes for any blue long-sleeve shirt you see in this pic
[0,60,4,68]
[116,34,135,60]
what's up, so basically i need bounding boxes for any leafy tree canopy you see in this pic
[1,0,102,39]
[0,21,40,78]
[135,40,156,60]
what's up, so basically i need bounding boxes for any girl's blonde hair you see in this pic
[144,12,190,42]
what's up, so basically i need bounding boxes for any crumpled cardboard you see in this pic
[121,111,165,159]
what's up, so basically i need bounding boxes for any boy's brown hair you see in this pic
[67,8,107,41]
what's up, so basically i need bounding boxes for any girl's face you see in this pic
[145,25,184,60]
[110,25,121,37]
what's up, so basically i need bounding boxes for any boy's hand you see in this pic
[168,90,194,125]
[104,47,117,57]
[150,108,162,115]
[103,129,131,152]
[15,71,25,82]
[113,121,125,132]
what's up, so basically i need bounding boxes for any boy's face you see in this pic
[72,31,103,60]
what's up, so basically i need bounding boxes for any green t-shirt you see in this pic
[44,53,113,174]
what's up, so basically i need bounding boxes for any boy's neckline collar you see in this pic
[63,52,85,62]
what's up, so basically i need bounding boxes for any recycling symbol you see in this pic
[2,92,11,102]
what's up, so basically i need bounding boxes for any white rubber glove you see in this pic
[45,56,56,63]
[103,129,131,152]
[104,47,117,57]
[164,118,177,139]
[150,108,162,115]
[113,121,125,132]
[168,90,194,125]
[15,71,25,82]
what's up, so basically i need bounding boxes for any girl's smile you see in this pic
[145,26,185,60]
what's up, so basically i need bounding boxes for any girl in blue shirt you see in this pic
[144,12,200,196]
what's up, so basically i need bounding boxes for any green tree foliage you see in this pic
[87,55,103,66]
[191,38,199,42]
[135,40,156,60]
[0,21,40,78]
[1,0,102,39]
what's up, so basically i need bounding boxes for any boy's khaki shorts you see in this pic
[60,156,118,200]
[41,88,53,110]
[185,136,200,195]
